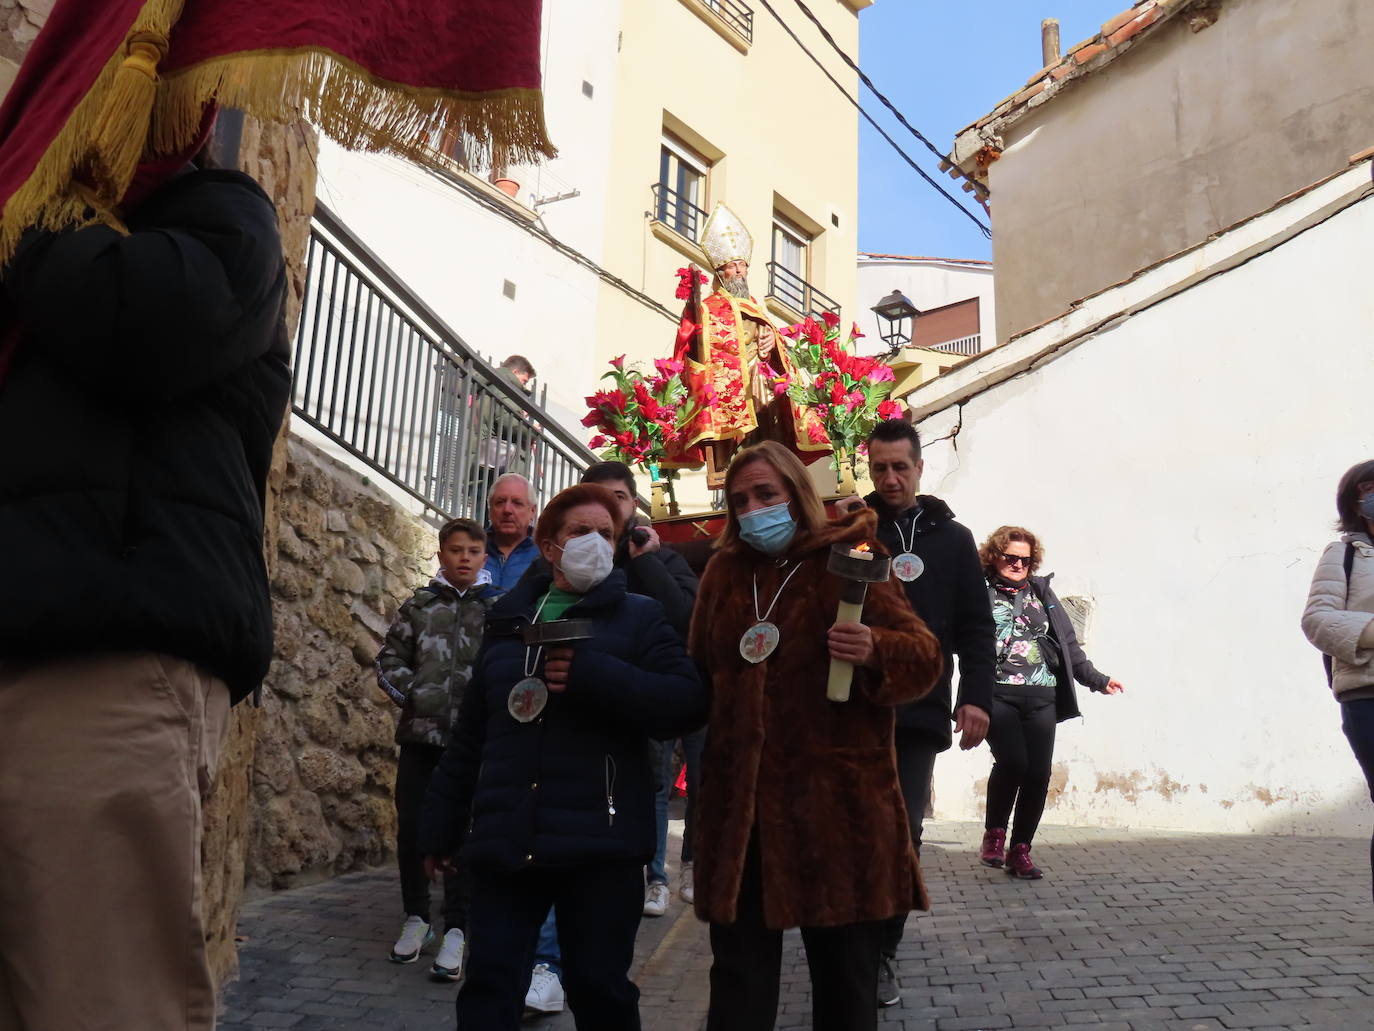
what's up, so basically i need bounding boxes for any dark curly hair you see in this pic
[978,525,1044,577]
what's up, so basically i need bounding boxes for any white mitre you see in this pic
[700,203,753,270]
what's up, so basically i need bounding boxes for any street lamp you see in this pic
[870,289,920,350]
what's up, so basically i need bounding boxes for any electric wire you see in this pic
[755,0,992,239]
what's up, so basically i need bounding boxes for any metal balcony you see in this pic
[766,262,840,323]
[652,182,709,242]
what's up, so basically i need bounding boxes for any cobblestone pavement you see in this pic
[221,820,1374,1030]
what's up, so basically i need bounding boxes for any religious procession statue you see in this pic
[667,204,829,487]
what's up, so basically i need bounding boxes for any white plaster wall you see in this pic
[913,193,1374,836]
[857,258,996,353]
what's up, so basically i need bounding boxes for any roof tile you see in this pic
[1073,42,1110,65]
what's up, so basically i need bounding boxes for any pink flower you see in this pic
[867,364,896,383]
[610,354,625,370]
[654,357,684,378]
[849,322,866,342]
[877,399,904,421]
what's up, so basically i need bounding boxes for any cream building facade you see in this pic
[316,0,871,513]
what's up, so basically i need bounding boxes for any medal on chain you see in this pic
[740,562,805,664]
[891,514,925,583]
[508,594,552,722]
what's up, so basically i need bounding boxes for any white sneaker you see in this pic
[430,927,466,981]
[643,880,670,917]
[525,963,565,1014]
[679,862,694,905]
[389,915,433,963]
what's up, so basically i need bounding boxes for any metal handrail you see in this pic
[708,0,755,42]
[651,182,708,242]
[929,333,983,357]
[765,261,841,322]
[293,202,603,521]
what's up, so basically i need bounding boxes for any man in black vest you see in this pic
[844,419,995,1009]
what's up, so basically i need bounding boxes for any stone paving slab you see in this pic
[221,820,1374,1030]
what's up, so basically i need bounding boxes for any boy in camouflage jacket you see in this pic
[376,517,498,980]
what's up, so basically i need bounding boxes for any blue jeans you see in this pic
[1342,698,1374,902]
[646,731,706,885]
[534,908,561,979]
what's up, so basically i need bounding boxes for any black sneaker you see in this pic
[877,957,900,1007]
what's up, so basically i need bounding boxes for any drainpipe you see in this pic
[1042,18,1061,66]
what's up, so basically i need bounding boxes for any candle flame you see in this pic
[855,542,871,553]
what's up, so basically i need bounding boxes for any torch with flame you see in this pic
[826,541,892,702]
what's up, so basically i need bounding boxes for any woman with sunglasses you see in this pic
[976,526,1123,879]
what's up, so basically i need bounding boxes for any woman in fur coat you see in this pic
[689,441,943,1031]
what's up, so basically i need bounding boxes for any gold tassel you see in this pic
[85,30,171,204]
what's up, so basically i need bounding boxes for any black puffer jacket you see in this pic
[0,170,290,703]
[866,492,996,747]
[419,569,706,871]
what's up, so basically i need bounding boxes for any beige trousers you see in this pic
[0,652,230,1031]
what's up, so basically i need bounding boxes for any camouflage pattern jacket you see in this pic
[376,577,500,747]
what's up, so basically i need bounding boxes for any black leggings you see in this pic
[985,693,1057,847]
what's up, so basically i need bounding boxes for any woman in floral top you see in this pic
[977,526,1123,879]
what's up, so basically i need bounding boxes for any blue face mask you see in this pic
[738,501,797,556]
[1360,494,1374,521]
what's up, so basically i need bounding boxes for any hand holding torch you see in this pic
[826,542,892,703]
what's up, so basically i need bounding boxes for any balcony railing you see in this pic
[766,262,840,323]
[928,333,983,357]
[707,0,754,42]
[293,202,602,521]
[652,182,708,243]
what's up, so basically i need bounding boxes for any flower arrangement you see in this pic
[581,355,704,505]
[773,312,905,478]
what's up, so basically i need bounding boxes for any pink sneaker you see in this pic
[979,828,1006,868]
[1005,842,1043,880]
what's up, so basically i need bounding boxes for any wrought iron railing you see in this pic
[929,333,983,357]
[652,182,709,242]
[293,202,602,521]
[766,262,840,323]
[708,0,755,42]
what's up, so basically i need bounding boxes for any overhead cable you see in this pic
[756,0,991,239]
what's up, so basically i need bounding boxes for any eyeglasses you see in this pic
[1000,553,1031,568]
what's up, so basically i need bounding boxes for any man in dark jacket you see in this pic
[0,167,289,1029]
[846,419,996,1008]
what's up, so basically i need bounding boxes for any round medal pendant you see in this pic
[508,677,549,723]
[740,621,781,664]
[892,553,925,582]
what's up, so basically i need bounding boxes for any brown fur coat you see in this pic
[689,509,943,929]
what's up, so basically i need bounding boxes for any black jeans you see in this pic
[395,743,468,930]
[985,692,1058,846]
[707,837,884,1031]
[879,728,938,959]
[458,861,644,1031]
[1342,698,1374,901]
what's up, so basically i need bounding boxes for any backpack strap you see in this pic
[1323,542,1358,687]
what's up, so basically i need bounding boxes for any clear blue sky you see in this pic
[855,0,1126,260]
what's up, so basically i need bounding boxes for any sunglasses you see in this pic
[1000,553,1032,568]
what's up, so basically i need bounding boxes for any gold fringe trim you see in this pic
[1,33,556,267]
[153,48,556,172]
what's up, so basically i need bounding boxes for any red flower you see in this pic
[821,311,841,330]
[581,410,604,428]
[877,399,904,421]
[803,318,825,349]
[610,354,626,370]
[806,420,829,444]
[850,322,866,342]
[589,435,608,448]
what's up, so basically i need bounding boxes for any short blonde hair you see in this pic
[717,441,828,550]
[979,525,1044,576]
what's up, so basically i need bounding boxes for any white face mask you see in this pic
[556,532,615,593]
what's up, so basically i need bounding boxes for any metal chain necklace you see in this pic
[508,592,552,723]
[891,511,925,583]
[740,561,805,664]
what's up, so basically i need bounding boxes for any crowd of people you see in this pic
[375,419,1127,1030]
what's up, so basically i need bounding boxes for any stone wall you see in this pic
[249,437,434,890]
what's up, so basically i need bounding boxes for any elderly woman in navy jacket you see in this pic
[421,483,706,1030]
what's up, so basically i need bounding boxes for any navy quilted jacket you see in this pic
[419,568,706,871]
